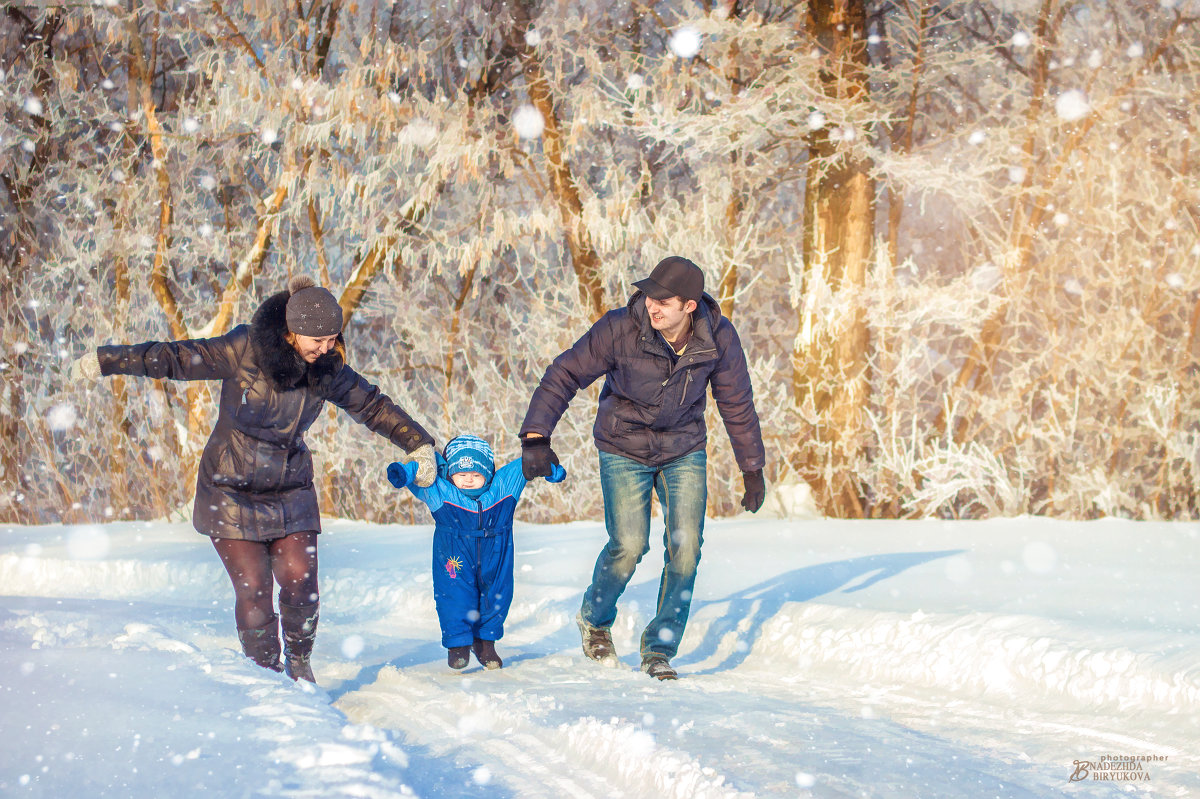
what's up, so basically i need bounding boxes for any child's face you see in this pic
[450,471,486,490]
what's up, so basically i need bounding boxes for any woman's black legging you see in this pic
[211,531,319,630]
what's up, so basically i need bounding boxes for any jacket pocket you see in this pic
[210,443,251,489]
[209,430,299,492]
[282,445,314,489]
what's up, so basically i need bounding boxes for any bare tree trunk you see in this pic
[0,8,62,522]
[793,0,875,518]
[442,261,481,431]
[204,160,303,337]
[885,0,931,266]
[127,12,205,510]
[506,0,606,321]
[717,173,743,319]
[717,2,747,319]
[108,205,133,517]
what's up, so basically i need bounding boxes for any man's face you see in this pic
[450,471,486,490]
[291,333,338,363]
[644,295,695,332]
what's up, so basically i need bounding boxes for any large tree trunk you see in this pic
[509,2,606,321]
[793,0,875,518]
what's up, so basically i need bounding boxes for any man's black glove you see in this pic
[520,434,560,480]
[741,469,766,513]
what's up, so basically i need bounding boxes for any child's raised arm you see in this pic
[386,460,419,490]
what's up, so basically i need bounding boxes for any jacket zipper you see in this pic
[658,346,715,403]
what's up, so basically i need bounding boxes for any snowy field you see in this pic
[1,508,1198,798]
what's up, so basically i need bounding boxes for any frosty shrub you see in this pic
[2,1,1198,523]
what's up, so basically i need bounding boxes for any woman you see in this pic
[70,276,437,682]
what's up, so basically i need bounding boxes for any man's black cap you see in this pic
[633,256,704,303]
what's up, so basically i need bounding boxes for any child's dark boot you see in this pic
[472,638,503,670]
[448,645,471,670]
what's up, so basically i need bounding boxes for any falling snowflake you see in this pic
[183,117,200,134]
[1023,541,1057,574]
[626,74,645,91]
[402,118,438,148]
[261,127,279,145]
[24,97,44,115]
[525,28,541,47]
[1011,32,1032,49]
[101,78,115,91]
[807,110,826,131]
[668,26,702,58]
[968,130,986,145]
[1055,90,1090,122]
[340,635,365,658]
[67,526,110,560]
[46,403,78,431]
[513,104,545,139]
[199,175,217,191]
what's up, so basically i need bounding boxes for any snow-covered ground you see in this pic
[1,508,1197,797]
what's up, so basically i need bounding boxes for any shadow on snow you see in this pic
[672,549,964,674]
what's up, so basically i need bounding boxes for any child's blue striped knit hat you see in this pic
[443,434,495,482]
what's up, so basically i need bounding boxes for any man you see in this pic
[519,256,766,680]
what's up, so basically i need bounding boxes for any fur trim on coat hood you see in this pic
[249,290,345,392]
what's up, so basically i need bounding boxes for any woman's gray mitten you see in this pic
[410,443,437,488]
[69,351,102,382]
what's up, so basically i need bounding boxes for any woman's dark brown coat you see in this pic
[97,289,433,541]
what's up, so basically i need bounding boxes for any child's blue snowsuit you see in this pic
[387,457,565,648]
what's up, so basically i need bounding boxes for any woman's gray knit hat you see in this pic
[285,275,343,337]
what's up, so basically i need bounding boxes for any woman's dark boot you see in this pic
[279,601,319,683]
[238,616,283,673]
[472,638,503,670]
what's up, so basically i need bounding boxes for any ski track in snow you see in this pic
[2,518,1198,798]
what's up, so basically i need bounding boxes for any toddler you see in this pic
[387,434,565,669]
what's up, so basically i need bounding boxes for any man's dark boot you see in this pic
[576,613,618,667]
[472,638,503,670]
[238,615,283,673]
[641,653,678,681]
[279,601,319,683]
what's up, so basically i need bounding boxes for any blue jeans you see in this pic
[580,449,707,659]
